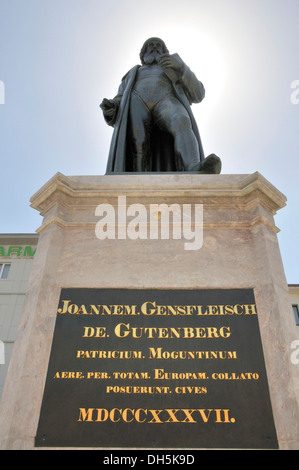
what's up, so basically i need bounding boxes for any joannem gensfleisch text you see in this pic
[57,299,257,317]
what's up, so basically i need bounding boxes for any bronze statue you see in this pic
[100,37,221,174]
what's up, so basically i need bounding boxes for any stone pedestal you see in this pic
[0,172,298,449]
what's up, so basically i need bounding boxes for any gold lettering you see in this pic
[208,305,218,315]
[57,300,71,314]
[115,324,231,339]
[82,326,106,338]
[78,304,88,315]
[86,372,110,379]
[90,305,100,315]
[181,409,197,423]
[166,305,178,315]
[141,301,156,315]
[78,408,94,422]
[184,327,194,338]
[68,303,79,314]
[177,305,187,315]
[195,327,206,338]
[77,408,236,424]
[158,328,168,338]
[114,323,130,338]
[96,408,109,422]
[165,409,180,423]
[124,305,138,315]
[225,305,234,315]
[58,301,257,317]
[102,305,112,315]
[156,305,167,315]
[135,409,147,423]
[215,409,234,423]
[148,409,163,424]
[197,409,213,423]
[244,304,257,315]
[148,347,237,360]
[233,304,243,315]
[169,328,180,338]
[110,408,121,423]
[54,371,84,379]
[218,305,225,315]
[219,326,231,338]
[122,408,134,423]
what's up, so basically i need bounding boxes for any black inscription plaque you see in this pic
[35,288,278,448]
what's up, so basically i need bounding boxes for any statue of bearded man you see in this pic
[100,37,221,174]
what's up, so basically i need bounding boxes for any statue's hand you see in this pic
[100,98,116,114]
[158,53,184,75]
[100,98,118,126]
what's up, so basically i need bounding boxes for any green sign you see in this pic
[0,246,36,257]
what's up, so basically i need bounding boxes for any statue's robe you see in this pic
[104,56,206,173]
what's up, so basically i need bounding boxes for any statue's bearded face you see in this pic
[143,40,164,65]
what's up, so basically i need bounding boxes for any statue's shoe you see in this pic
[189,154,222,174]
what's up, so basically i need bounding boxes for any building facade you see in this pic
[0,234,38,398]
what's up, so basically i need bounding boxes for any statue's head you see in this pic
[140,37,169,65]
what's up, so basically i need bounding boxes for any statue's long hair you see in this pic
[139,37,169,64]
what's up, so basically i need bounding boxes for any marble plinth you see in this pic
[0,172,298,449]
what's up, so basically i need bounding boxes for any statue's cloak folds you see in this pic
[104,58,206,173]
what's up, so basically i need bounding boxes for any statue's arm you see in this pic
[100,66,138,127]
[159,53,205,104]
[180,63,205,103]
[100,76,127,127]
[100,98,120,126]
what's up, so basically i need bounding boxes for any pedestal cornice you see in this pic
[29,172,286,235]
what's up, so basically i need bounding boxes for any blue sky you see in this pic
[0,0,298,283]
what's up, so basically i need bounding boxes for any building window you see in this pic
[0,263,10,279]
[292,305,299,325]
